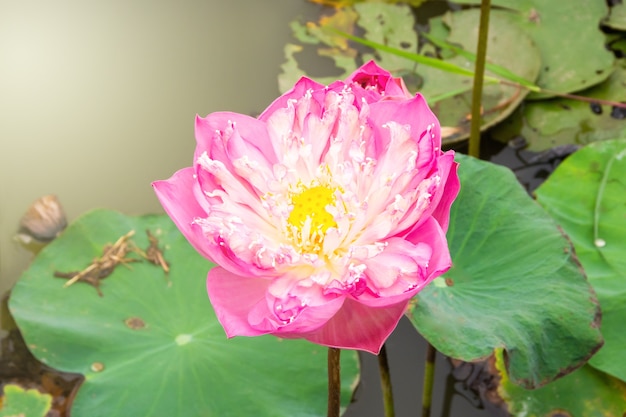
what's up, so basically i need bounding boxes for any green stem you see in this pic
[378,344,395,417]
[468,0,492,158]
[327,347,341,417]
[421,342,437,417]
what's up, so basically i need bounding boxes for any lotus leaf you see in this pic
[407,154,603,388]
[535,139,626,383]
[9,210,359,417]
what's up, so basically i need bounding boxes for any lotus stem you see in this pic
[327,347,341,417]
[378,343,395,417]
[468,0,491,158]
[421,342,437,417]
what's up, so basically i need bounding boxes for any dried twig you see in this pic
[134,230,170,274]
[54,230,138,296]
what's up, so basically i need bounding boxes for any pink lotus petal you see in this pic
[406,216,453,280]
[429,153,460,232]
[194,112,277,178]
[154,61,460,352]
[303,298,410,354]
[259,77,325,122]
[153,168,213,261]
[206,267,272,337]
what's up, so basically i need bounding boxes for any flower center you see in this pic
[287,185,337,250]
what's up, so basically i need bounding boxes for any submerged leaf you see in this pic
[407,154,602,388]
[535,139,626,383]
[491,64,626,152]
[494,350,626,416]
[279,4,540,144]
[279,9,359,92]
[0,384,52,417]
[418,9,540,143]
[603,1,626,31]
[9,210,359,417]
[354,2,418,78]
[452,0,615,98]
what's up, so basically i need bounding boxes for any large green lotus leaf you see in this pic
[8,209,358,417]
[535,139,626,383]
[491,64,626,152]
[452,0,615,99]
[493,350,626,416]
[0,384,52,417]
[418,9,540,144]
[406,154,602,389]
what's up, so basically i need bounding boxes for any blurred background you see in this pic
[0,0,321,295]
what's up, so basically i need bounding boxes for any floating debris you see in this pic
[135,230,170,275]
[53,229,172,295]
[54,230,139,296]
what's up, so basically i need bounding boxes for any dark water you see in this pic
[345,318,506,417]
[0,293,82,417]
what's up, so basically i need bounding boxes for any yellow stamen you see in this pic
[288,185,337,237]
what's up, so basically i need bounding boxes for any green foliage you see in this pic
[280,3,541,144]
[495,350,626,416]
[9,210,359,417]
[407,154,603,388]
[604,1,626,31]
[0,384,52,417]
[419,9,540,142]
[536,139,626,383]
[452,0,615,98]
[280,0,621,149]
[492,63,626,152]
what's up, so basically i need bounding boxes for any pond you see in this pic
[1,1,625,417]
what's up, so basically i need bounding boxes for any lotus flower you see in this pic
[153,61,459,354]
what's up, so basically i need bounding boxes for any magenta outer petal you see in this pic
[406,216,453,280]
[271,296,346,336]
[430,153,460,232]
[345,60,411,99]
[208,268,347,337]
[153,169,259,276]
[152,168,215,261]
[194,112,277,166]
[356,217,452,308]
[303,298,410,354]
[369,94,441,150]
[206,267,272,337]
[258,77,325,122]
